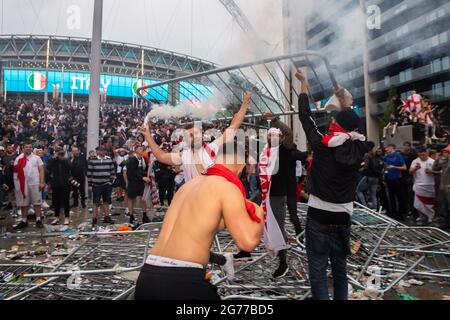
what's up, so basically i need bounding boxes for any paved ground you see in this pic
[0,201,449,300]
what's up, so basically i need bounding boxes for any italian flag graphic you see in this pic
[132,80,148,96]
[28,72,47,91]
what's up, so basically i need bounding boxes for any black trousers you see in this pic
[287,186,303,235]
[135,264,220,300]
[158,177,175,206]
[72,178,86,207]
[209,252,226,266]
[53,186,71,217]
[403,176,414,213]
[378,180,390,213]
[387,179,407,219]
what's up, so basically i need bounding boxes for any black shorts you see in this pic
[92,184,112,205]
[135,264,220,300]
[127,182,145,199]
[114,173,126,189]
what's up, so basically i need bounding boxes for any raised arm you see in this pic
[222,184,264,252]
[230,92,252,130]
[139,125,182,166]
[294,69,323,150]
[214,92,252,147]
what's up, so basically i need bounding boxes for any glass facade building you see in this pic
[303,0,450,121]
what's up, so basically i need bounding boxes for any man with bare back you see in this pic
[139,92,253,276]
[135,139,264,300]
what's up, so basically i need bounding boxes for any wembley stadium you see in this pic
[0,35,218,104]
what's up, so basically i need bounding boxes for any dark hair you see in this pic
[335,109,360,132]
[417,146,428,154]
[217,137,246,162]
[403,141,411,147]
[387,143,396,149]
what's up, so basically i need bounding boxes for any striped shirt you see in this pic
[87,156,116,186]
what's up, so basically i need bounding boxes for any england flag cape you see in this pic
[258,144,288,258]
[143,153,160,207]
[413,184,436,221]
[13,154,28,198]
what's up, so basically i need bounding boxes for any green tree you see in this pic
[379,86,397,133]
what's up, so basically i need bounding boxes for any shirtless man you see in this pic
[139,92,253,274]
[135,140,264,300]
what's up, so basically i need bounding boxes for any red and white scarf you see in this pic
[13,154,28,198]
[204,164,261,223]
[143,153,160,206]
[181,143,217,182]
[258,144,288,258]
[321,123,366,148]
[202,142,216,159]
[413,184,436,222]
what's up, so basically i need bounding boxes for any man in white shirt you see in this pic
[410,147,436,224]
[140,92,252,181]
[13,143,45,229]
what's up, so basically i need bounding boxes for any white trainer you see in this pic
[223,253,235,281]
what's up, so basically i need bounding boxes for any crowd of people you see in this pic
[0,73,449,300]
[356,141,450,230]
[0,100,192,227]
[361,91,450,229]
[383,91,449,146]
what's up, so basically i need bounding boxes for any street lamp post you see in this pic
[44,39,50,104]
[87,0,103,154]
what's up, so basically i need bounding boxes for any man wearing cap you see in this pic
[432,145,450,232]
[87,146,116,226]
[295,69,374,300]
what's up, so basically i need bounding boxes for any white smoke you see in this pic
[221,0,367,80]
[145,91,229,120]
[219,0,284,65]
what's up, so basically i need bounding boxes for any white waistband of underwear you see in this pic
[145,254,204,269]
[308,194,353,215]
